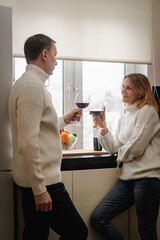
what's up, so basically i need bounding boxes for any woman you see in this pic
[90,73,160,240]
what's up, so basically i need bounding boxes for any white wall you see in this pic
[148,0,160,86]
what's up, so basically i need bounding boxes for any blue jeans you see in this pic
[90,178,160,240]
[19,182,88,240]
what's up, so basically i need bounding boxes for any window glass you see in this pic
[47,61,63,116]
[14,58,63,116]
[14,58,26,80]
[82,62,124,150]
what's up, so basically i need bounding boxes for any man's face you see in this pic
[45,42,58,75]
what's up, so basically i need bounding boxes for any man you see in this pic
[9,34,88,240]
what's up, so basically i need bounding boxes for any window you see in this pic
[82,62,124,149]
[14,58,147,150]
[14,58,63,117]
[47,61,63,117]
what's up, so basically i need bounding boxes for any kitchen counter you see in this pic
[61,149,118,171]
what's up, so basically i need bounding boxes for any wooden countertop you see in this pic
[62,149,108,156]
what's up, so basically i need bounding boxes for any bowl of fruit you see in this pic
[60,129,77,150]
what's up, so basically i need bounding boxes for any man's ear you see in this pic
[41,49,47,61]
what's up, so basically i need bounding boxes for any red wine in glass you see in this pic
[72,91,90,126]
[90,110,102,115]
[76,102,90,109]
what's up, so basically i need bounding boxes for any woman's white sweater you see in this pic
[99,104,160,180]
[8,64,66,195]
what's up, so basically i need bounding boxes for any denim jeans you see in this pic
[19,182,88,240]
[90,178,160,240]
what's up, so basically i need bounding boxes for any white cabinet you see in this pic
[72,169,128,240]
[17,169,160,240]
[50,168,128,240]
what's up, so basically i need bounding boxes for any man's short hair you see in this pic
[24,34,56,64]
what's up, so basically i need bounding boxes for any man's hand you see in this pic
[63,109,82,124]
[34,191,52,212]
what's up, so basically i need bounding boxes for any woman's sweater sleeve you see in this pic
[99,120,122,154]
[117,106,160,162]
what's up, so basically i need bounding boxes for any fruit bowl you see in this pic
[62,136,78,150]
[60,130,77,150]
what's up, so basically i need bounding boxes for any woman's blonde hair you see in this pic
[124,73,159,112]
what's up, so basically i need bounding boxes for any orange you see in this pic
[61,133,69,143]
[60,129,70,134]
[64,130,70,134]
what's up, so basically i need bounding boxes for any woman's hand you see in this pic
[63,109,82,124]
[90,107,108,136]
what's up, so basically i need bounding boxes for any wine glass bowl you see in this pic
[76,102,90,109]
[72,90,90,126]
[75,91,90,109]
[90,97,104,116]
[90,110,103,115]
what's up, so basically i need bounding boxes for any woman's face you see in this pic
[121,77,140,105]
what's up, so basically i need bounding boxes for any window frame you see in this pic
[13,57,148,150]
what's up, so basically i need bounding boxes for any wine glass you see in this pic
[90,97,104,128]
[75,91,90,109]
[90,97,104,151]
[90,98,104,115]
[72,90,90,126]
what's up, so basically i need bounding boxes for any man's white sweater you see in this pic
[99,104,160,180]
[9,64,66,195]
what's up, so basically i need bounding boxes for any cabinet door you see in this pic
[72,169,129,240]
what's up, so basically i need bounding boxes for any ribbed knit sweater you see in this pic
[8,64,66,195]
[99,104,160,180]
